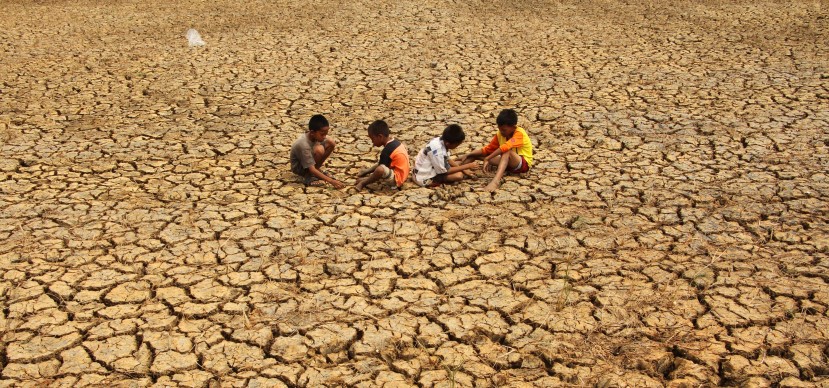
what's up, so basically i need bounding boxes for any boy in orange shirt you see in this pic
[461,109,534,192]
[355,120,410,191]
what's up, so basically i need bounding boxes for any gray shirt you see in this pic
[290,134,316,176]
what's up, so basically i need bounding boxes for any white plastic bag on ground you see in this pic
[186,28,205,47]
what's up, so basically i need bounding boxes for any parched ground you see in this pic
[1,0,828,386]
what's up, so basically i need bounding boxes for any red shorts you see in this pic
[508,156,530,174]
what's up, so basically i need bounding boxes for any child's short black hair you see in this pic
[309,115,329,132]
[440,124,465,144]
[367,120,390,136]
[496,109,518,126]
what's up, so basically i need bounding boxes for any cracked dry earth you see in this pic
[1,0,828,387]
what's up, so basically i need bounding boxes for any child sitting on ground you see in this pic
[412,124,479,187]
[460,109,534,192]
[289,114,345,188]
[355,120,410,191]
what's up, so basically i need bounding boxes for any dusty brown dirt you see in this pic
[1,0,828,386]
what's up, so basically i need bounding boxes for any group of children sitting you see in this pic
[289,109,534,192]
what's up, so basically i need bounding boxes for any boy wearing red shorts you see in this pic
[460,109,533,192]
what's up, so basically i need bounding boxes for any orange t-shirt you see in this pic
[379,139,410,187]
[481,126,534,167]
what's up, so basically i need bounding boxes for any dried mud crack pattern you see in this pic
[1,0,828,387]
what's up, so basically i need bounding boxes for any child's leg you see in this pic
[482,149,522,192]
[435,172,465,184]
[483,155,506,173]
[355,165,387,191]
[449,158,477,177]
[313,137,336,169]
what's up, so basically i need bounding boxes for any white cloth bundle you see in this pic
[186,29,205,47]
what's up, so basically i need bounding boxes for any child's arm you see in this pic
[460,149,484,164]
[309,165,344,189]
[357,163,379,177]
[447,159,478,174]
[462,135,499,162]
[482,148,503,168]
[355,163,385,191]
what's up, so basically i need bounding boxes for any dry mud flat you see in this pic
[1,0,828,387]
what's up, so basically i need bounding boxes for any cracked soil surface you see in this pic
[1,0,828,386]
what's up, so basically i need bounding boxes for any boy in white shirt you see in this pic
[412,124,479,187]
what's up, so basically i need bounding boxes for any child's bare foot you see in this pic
[304,175,324,187]
[355,180,366,191]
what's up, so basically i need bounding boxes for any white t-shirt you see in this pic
[412,137,450,186]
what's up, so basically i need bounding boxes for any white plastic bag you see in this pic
[186,28,205,47]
